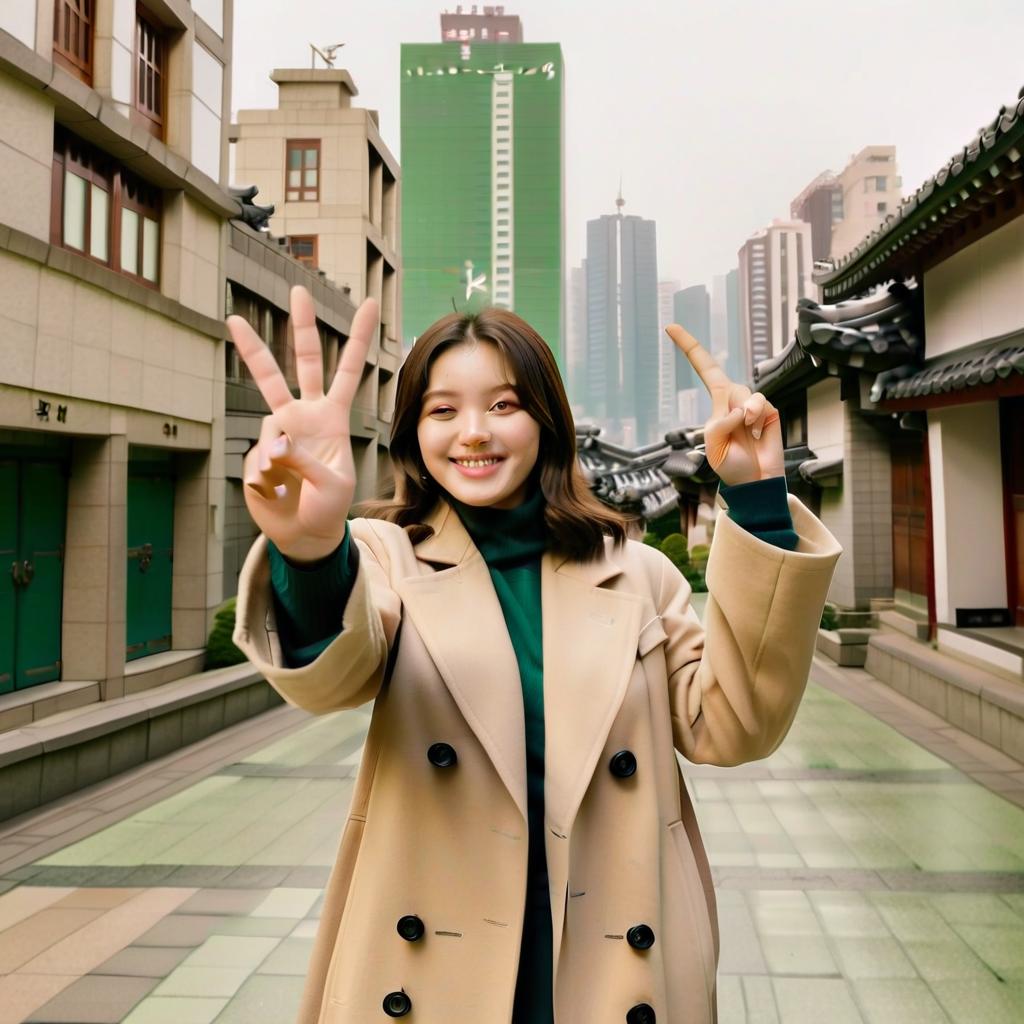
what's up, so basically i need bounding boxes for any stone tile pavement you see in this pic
[0,656,1022,1023]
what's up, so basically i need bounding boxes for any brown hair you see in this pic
[357,307,628,560]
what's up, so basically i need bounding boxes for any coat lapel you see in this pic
[396,502,528,824]
[542,545,644,833]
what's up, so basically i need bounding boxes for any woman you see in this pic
[229,286,841,1024]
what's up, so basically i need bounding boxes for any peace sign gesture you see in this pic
[227,285,379,563]
[664,324,784,486]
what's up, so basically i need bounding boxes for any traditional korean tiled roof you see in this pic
[815,85,1024,302]
[755,280,922,395]
[575,425,678,519]
[870,340,1024,403]
[798,456,843,488]
[230,185,275,231]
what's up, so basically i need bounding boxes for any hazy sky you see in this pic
[232,0,1024,289]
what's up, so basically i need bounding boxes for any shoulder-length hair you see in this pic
[357,307,628,560]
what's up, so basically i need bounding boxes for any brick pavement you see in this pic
[0,661,1022,1023]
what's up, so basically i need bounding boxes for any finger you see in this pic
[704,407,744,468]
[265,434,344,493]
[665,324,733,416]
[290,285,325,401]
[328,297,379,409]
[227,314,294,412]
[244,415,290,499]
[742,393,768,438]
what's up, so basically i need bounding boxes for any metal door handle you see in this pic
[9,561,21,586]
[21,560,34,586]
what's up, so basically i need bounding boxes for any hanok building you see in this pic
[0,2,235,707]
[755,85,1024,762]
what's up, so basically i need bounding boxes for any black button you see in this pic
[626,1004,655,1024]
[427,742,457,768]
[626,924,655,950]
[609,749,637,778]
[383,990,412,1017]
[396,915,425,942]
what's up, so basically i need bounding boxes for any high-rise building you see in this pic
[829,145,902,260]
[657,279,680,431]
[673,285,711,425]
[710,270,744,386]
[401,12,564,357]
[738,220,813,373]
[441,5,524,42]
[566,263,587,410]
[790,171,844,263]
[584,198,660,445]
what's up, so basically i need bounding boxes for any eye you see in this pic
[491,399,518,412]
[429,405,455,416]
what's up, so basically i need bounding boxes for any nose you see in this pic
[458,414,491,448]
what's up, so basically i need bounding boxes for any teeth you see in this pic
[455,458,500,468]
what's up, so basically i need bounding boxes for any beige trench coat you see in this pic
[234,494,841,1023]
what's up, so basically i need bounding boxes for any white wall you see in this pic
[927,403,1008,622]
[191,0,223,37]
[0,1,36,48]
[191,42,223,181]
[924,217,1024,359]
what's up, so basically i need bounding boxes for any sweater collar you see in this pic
[448,487,547,566]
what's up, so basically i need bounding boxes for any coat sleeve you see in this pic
[659,494,841,767]
[232,519,403,714]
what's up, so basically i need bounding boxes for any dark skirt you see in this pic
[512,888,554,1024]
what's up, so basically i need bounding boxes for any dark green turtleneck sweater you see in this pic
[265,476,796,1022]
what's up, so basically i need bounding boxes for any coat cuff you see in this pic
[267,524,358,666]
[718,475,798,551]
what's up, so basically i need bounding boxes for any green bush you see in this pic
[689,543,710,570]
[683,565,708,593]
[645,510,680,543]
[642,532,661,548]
[660,533,690,569]
[206,596,246,669]
[819,602,839,631]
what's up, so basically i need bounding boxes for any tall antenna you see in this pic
[615,176,625,213]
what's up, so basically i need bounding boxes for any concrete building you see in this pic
[829,145,902,261]
[753,85,1024,762]
[231,69,401,328]
[441,4,523,42]
[738,219,813,373]
[673,284,710,426]
[709,268,745,387]
[566,263,587,412]
[790,171,844,263]
[584,199,660,446]
[656,279,679,433]
[1,0,234,698]
[401,14,564,356]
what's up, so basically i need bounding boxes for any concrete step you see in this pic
[0,662,281,824]
[877,608,930,641]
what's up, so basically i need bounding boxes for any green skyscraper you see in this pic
[401,14,564,362]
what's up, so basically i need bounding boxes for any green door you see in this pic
[126,470,174,660]
[0,461,16,694]
[0,457,67,692]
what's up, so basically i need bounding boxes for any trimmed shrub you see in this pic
[689,543,710,570]
[660,533,690,569]
[645,510,680,543]
[683,566,708,593]
[820,602,839,631]
[642,532,661,548]
[206,596,246,669]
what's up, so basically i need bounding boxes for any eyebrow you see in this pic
[422,384,517,403]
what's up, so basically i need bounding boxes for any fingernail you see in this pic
[753,428,762,440]
[271,437,288,457]
[273,483,287,498]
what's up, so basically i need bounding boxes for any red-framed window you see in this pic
[288,235,318,269]
[134,6,166,138]
[285,140,320,202]
[52,127,161,286]
[53,0,94,84]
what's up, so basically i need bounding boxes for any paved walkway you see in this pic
[0,656,1022,1023]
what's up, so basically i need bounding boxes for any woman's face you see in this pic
[417,340,541,509]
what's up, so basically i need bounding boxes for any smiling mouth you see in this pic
[450,456,505,468]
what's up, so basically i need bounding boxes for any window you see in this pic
[288,235,318,268]
[53,0,94,83]
[52,127,161,284]
[875,176,887,191]
[877,201,888,214]
[134,6,167,138]
[286,140,320,202]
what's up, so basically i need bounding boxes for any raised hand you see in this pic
[227,286,379,563]
[664,325,784,486]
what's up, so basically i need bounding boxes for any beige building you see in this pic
[231,69,401,323]
[829,145,902,261]
[737,219,813,372]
